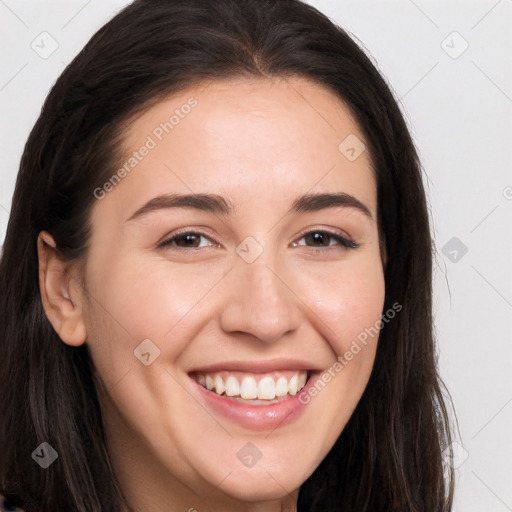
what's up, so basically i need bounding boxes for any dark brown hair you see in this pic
[0,0,454,510]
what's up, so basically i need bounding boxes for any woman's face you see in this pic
[80,77,385,509]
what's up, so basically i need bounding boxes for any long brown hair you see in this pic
[0,0,454,510]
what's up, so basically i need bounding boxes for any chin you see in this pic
[221,477,296,502]
[208,463,311,502]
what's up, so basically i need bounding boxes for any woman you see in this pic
[0,0,455,510]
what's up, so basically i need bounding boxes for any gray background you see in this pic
[1,1,511,510]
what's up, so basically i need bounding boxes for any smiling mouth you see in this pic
[190,370,310,404]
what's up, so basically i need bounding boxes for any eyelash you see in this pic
[157,228,359,253]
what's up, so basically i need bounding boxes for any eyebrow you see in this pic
[126,192,373,222]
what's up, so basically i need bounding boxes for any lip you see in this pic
[189,369,321,431]
[189,358,323,374]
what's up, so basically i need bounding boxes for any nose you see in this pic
[219,253,302,344]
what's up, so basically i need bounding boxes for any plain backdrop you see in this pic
[1,1,511,510]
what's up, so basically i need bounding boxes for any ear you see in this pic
[37,231,87,347]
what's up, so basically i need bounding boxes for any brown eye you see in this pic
[293,230,358,251]
[158,232,214,250]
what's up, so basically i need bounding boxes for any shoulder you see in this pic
[0,493,26,512]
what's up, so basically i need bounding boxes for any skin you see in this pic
[38,76,386,512]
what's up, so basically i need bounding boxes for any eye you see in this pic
[157,231,216,250]
[292,229,358,252]
[157,228,358,252]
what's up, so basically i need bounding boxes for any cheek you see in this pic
[288,256,385,458]
[297,252,386,354]
[82,252,229,378]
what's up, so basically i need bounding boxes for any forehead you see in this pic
[98,76,376,221]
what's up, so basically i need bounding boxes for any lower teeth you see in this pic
[227,395,284,404]
[204,387,306,403]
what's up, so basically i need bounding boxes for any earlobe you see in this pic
[37,231,87,347]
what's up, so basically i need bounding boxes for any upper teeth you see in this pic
[195,371,308,400]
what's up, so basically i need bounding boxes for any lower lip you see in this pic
[190,373,319,431]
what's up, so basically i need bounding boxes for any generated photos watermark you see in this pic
[93,97,198,200]
[298,301,402,405]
